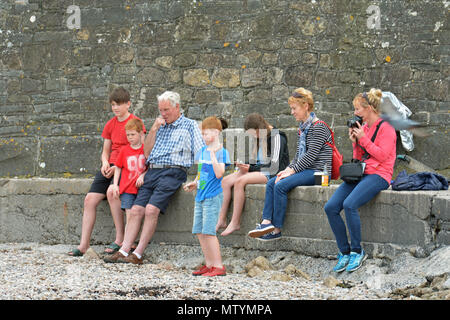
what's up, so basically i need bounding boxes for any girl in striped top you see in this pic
[248,88,332,241]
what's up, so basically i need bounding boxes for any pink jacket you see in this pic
[353,118,397,184]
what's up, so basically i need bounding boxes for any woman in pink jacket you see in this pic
[324,88,397,273]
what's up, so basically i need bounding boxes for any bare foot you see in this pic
[216,221,228,232]
[221,223,240,236]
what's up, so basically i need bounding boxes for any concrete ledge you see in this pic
[0,178,449,258]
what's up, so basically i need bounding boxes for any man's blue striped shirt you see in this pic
[147,114,205,168]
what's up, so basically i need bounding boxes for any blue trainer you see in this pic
[333,252,350,273]
[256,231,282,241]
[346,250,367,272]
[248,223,275,238]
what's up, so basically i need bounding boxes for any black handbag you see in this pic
[339,120,385,183]
[339,160,366,183]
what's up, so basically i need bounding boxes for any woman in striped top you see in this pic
[248,88,332,241]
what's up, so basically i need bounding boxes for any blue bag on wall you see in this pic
[392,170,449,191]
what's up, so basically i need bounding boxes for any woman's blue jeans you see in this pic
[262,169,315,229]
[324,174,389,254]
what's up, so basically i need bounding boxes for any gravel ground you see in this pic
[0,242,387,300]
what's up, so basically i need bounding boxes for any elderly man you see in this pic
[105,91,204,264]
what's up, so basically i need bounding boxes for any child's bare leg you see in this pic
[105,185,125,253]
[124,208,138,250]
[120,205,145,253]
[197,234,211,267]
[221,172,268,236]
[197,234,223,268]
[76,192,105,253]
[216,172,240,231]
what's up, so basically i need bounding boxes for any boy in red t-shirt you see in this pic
[69,87,146,257]
[112,118,147,213]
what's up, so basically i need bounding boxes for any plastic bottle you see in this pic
[321,164,329,187]
[234,159,240,173]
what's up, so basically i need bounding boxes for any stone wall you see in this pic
[0,0,448,177]
[1,178,449,258]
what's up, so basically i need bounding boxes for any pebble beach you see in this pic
[0,243,381,300]
[0,242,448,301]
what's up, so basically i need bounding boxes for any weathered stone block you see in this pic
[247,89,272,103]
[194,89,220,104]
[174,16,210,41]
[21,78,42,93]
[261,53,278,65]
[21,45,47,72]
[241,68,265,88]
[249,14,274,37]
[406,128,450,170]
[285,66,314,87]
[0,137,38,177]
[39,136,103,175]
[280,50,302,66]
[155,56,173,69]
[183,69,210,87]
[211,68,240,88]
[174,52,197,67]
[432,195,450,221]
[137,67,165,85]
[110,47,135,64]
[315,71,337,88]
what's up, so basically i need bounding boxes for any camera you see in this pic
[347,116,363,128]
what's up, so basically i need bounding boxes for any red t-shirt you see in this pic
[114,145,147,194]
[101,114,146,164]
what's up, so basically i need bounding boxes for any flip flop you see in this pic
[68,248,84,257]
[104,242,120,254]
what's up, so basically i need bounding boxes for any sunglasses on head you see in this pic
[291,91,304,99]
[362,92,370,104]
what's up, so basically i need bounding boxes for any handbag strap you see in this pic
[313,120,335,146]
[359,119,385,161]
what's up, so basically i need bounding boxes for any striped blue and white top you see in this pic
[289,121,333,173]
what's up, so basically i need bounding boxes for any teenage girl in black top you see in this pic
[217,113,289,236]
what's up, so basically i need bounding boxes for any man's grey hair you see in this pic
[157,91,183,113]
